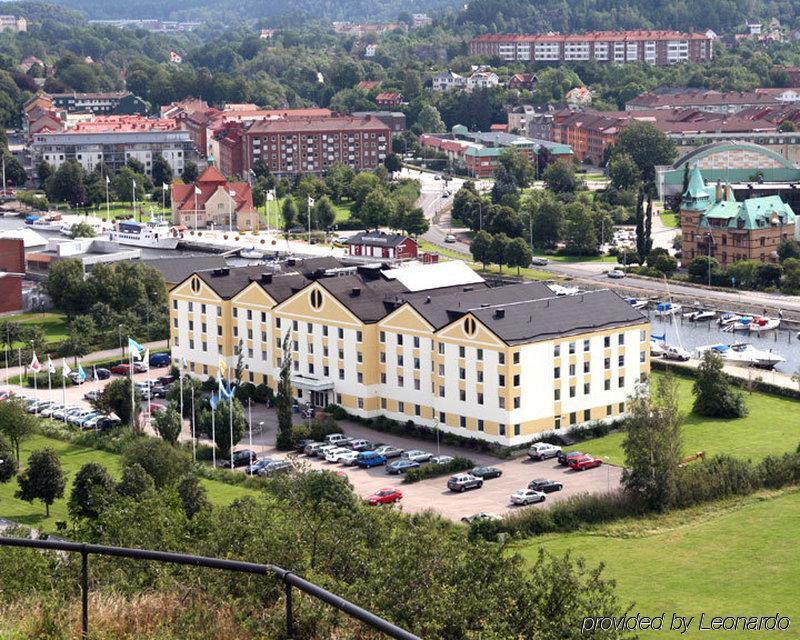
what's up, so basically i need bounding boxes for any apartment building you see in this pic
[31,116,198,176]
[626,87,800,113]
[48,91,148,115]
[470,30,713,65]
[0,15,26,32]
[240,116,391,177]
[169,259,649,446]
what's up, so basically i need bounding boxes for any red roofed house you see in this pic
[171,166,260,231]
[375,92,403,108]
[357,80,380,91]
[508,73,538,90]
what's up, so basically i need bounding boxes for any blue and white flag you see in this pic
[77,363,87,382]
[209,392,218,410]
[93,366,99,382]
[128,337,144,360]
[219,379,236,401]
[181,355,188,370]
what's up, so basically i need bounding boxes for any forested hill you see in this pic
[42,0,459,23]
[457,0,796,35]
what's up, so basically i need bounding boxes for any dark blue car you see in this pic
[149,352,171,367]
[356,451,386,468]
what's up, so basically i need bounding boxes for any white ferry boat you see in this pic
[108,220,181,249]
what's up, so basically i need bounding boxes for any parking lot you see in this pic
[3,375,623,523]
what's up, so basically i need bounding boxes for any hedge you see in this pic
[403,457,474,484]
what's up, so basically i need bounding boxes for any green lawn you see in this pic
[533,250,618,264]
[418,240,554,281]
[0,434,255,530]
[260,197,353,231]
[6,312,69,346]
[580,373,800,465]
[660,211,680,228]
[518,489,800,639]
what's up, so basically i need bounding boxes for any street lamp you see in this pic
[117,324,123,357]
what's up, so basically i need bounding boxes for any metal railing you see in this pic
[0,537,421,640]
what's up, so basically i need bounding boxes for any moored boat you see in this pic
[240,246,265,259]
[683,309,716,322]
[730,316,780,333]
[654,302,682,317]
[696,343,786,369]
[108,219,180,249]
[625,297,648,310]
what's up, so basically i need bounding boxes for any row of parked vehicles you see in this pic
[0,391,121,431]
[527,442,604,471]
[65,352,172,386]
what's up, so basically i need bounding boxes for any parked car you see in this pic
[133,360,149,373]
[68,372,87,385]
[110,363,131,375]
[356,451,387,469]
[293,439,315,453]
[95,416,121,431]
[607,269,626,279]
[529,257,549,266]
[447,473,483,492]
[528,442,561,461]
[528,478,563,493]
[461,512,502,524]
[81,415,107,430]
[366,488,402,506]
[157,375,176,386]
[149,352,171,368]
[258,460,291,476]
[68,409,94,425]
[338,451,360,466]
[386,459,419,475]
[40,404,65,418]
[374,445,404,459]
[569,455,603,471]
[26,400,52,414]
[94,367,111,380]
[245,458,274,475]
[324,447,353,463]
[510,488,546,505]
[325,433,349,446]
[471,466,503,480]
[444,233,456,243]
[303,442,327,456]
[76,413,102,428]
[402,450,432,463]
[220,449,257,468]
[430,455,454,465]
[558,450,585,467]
[348,439,374,452]
[149,383,168,398]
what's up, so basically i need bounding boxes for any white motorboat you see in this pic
[696,343,786,369]
[730,316,780,333]
[654,302,682,317]
[717,312,744,328]
[625,297,648,310]
[683,310,716,322]
[108,220,180,249]
[240,246,265,260]
[28,212,63,230]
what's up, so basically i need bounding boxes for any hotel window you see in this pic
[357,373,363,383]
[247,329,253,339]
[398,401,405,413]
[189,302,194,312]
[513,397,520,409]
[477,392,484,405]
[499,397,505,409]
[460,389,466,401]
[607,405,613,416]
[498,353,505,365]
[569,386,576,398]
[513,352,520,364]
[173,318,178,328]
[583,362,590,374]
[381,373,386,384]
[605,379,611,391]
[553,344,560,357]
[477,419,484,432]
[261,312,267,322]
[261,331,267,341]
[583,382,590,394]
[514,424,520,436]
[554,416,561,430]
[173,300,178,310]
[583,340,590,352]
[338,368,344,380]
[618,333,625,345]
[414,379,420,390]
[381,398,387,409]
[604,336,610,348]
[189,320,194,331]
[398,375,404,387]
[338,349,344,359]
[293,361,299,372]
[477,370,483,383]
[276,318,281,329]
[477,348,483,360]
[618,376,625,387]
[379,352,385,363]
[261,350,267,361]
[308,363,314,374]
[233,327,238,337]
[618,355,625,367]
[554,387,561,401]
[323,326,328,337]
[604,357,611,370]
[292,320,298,331]
[513,374,520,386]
[570,412,576,425]
[640,329,646,341]
[397,355,404,366]
[619,402,625,413]
[438,343,444,355]
[460,416,467,428]
[569,364,576,376]
[201,304,206,314]
[379,331,385,342]
[439,386,445,397]
[640,351,646,363]
[459,346,465,357]
[415,404,421,416]
[459,368,466,380]
[413,336,420,348]
[568,342,575,354]
[554,367,560,379]
[357,352,363,363]
[292,340,298,351]
[276,337,281,348]
[338,328,344,339]
[356,330,362,342]
[397,334,404,346]
[358,398,364,409]
[584,409,591,422]
[413,357,420,369]
[499,374,505,386]
[247,310,253,320]
[499,423,506,436]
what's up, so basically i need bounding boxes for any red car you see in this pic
[569,455,603,471]
[366,488,402,506]
[110,363,131,375]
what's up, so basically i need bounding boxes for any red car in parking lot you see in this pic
[569,455,603,471]
[110,364,131,375]
[366,488,402,505]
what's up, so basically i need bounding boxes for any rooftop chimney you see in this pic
[261,273,273,284]
[494,308,505,319]
[351,287,361,297]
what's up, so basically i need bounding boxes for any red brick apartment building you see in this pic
[0,238,24,314]
[470,30,713,65]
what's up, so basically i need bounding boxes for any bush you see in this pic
[290,415,341,443]
[253,383,272,404]
[403,457,474,484]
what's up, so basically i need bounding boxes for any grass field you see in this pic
[418,240,554,281]
[660,211,680,228]
[579,373,800,465]
[518,489,800,639]
[261,197,354,230]
[0,434,255,530]
[533,250,618,264]
[5,313,69,347]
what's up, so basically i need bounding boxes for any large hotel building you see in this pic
[170,258,650,446]
[470,30,713,65]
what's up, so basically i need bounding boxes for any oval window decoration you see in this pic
[464,316,477,337]
[190,276,201,294]
[310,288,324,310]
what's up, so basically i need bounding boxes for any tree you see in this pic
[116,462,154,498]
[15,448,66,517]
[43,259,88,318]
[0,436,18,483]
[530,198,564,249]
[498,148,534,188]
[69,221,96,239]
[2,152,26,186]
[400,207,428,236]
[778,120,796,132]
[621,375,683,511]
[36,159,52,186]
[181,161,198,183]
[360,189,393,229]
[165,375,203,419]
[490,164,518,203]
[281,196,298,232]
[471,230,493,269]
[614,121,676,184]
[59,314,97,363]
[0,399,37,460]
[777,239,800,262]
[415,104,446,133]
[154,404,182,445]
[177,473,210,518]
[563,204,597,255]
[755,262,783,289]
[112,166,147,205]
[608,152,640,191]
[505,237,533,274]
[644,191,653,256]
[452,185,482,230]
[647,251,678,276]
[383,153,402,173]
[543,160,578,194]
[693,351,747,418]
[276,330,294,450]
[634,187,646,264]
[198,398,246,462]
[45,160,87,207]
[121,438,190,488]
[313,195,336,231]
[93,377,141,429]
[688,256,720,283]
[151,154,173,188]
[68,462,115,520]
[489,233,510,273]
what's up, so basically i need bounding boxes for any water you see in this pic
[647,311,800,374]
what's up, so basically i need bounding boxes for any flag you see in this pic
[218,356,228,378]
[61,359,71,379]
[194,186,202,195]
[162,183,169,191]
[132,179,136,189]
[266,190,275,201]
[143,348,150,366]
[127,337,143,359]
[47,356,55,375]
[307,196,315,209]
[29,352,41,373]
[105,175,110,184]
[209,392,218,410]
[229,190,236,198]
[93,366,99,382]
[77,363,87,382]
[220,380,235,401]
[180,355,188,370]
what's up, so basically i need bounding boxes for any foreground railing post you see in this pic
[285,580,294,638]
[81,548,89,639]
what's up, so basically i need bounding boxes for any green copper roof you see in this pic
[685,164,708,199]
[700,193,796,230]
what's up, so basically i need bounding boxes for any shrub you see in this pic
[403,457,474,484]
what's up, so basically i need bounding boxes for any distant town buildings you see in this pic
[626,87,800,113]
[375,92,403,108]
[332,21,406,37]
[0,15,27,33]
[680,165,796,267]
[412,13,432,28]
[507,104,561,140]
[344,231,419,260]
[172,166,259,231]
[432,70,465,92]
[87,19,200,33]
[351,111,406,132]
[470,30,714,65]
[0,238,25,314]
[507,73,538,91]
[44,91,149,116]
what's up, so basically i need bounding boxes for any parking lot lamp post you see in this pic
[248,398,253,476]
[434,417,440,456]
[117,325,123,357]
[603,456,610,492]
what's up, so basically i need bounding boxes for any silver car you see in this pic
[402,450,433,463]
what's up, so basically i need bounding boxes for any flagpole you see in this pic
[105,175,110,220]
[228,362,233,470]
[248,397,253,476]
[47,356,51,400]
[61,360,66,425]
[307,197,311,244]
[129,346,135,429]
[179,366,184,437]
[31,352,38,414]
[211,396,216,468]
[132,179,137,221]
[191,388,196,462]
